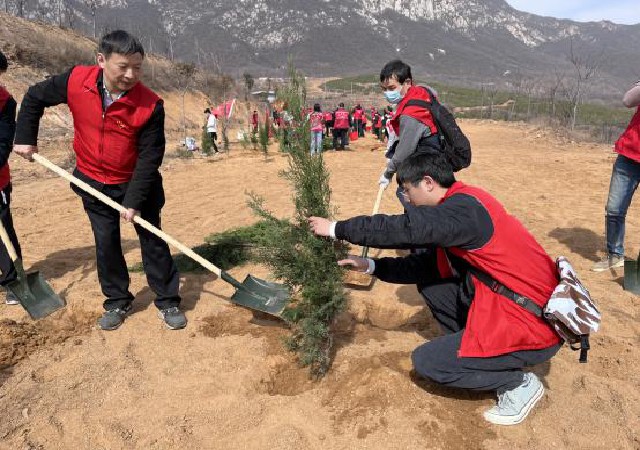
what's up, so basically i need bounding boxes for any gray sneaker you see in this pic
[591,254,625,272]
[98,307,131,331]
[483,372,544,426]
[5,290,20,305]
[157,307,187,330]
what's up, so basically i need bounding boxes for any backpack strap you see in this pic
[468,267,543,318]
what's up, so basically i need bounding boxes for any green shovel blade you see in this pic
[8,260,66,320]
[624,255,640,295]
[230,274,289,317]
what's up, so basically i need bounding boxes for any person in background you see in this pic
[592,80,640,271]
[333,103,349,151]
[204,108,219,153]
[309,103,325,155]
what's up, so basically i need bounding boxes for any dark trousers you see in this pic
[333,128,347,150]
[412,280,561,391]
[0,184,22,286]
[207,131,218,152]
[72,170,180,311]
[356,119,364,137]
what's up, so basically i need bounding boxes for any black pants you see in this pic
[412,280,561,391]
[72,170,180,311]
[0,184,22,286]
[207,131,218,152]
[333,128,347,150]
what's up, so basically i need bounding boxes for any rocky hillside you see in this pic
[6,0,640,95]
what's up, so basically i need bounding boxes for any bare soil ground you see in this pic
[1,120,639,450]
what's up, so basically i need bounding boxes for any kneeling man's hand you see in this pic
[307,216,331,237]
[338,255,369,272]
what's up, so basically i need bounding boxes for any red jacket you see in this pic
[389,85,437,136]
[323,111,333,122]
[354,109,364,120]
[67,66,160,184]
[333,108,350,129]
[444,182,561,357]
[615,107,640,162]
[0,86,12,190]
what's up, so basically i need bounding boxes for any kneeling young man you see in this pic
[309,153,562,425]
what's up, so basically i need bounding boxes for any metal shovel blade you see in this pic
[230,274,289,317]
[8,269,66,320]
[624,255,640,294]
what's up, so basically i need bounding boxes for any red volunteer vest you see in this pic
[67,66,160,184]
[615,107,640,163]
[442,182,561,357]
[333,108,350,129]
[390,85,438,136]
[354,109,364,120]
[323,111,333,122]
[0,86,12,190]
[310,112,324,131]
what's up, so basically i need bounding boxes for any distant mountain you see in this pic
[10,0,640,96]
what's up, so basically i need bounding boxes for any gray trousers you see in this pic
[413,280,561,391]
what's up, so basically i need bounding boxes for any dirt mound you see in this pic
[0,309,97,371]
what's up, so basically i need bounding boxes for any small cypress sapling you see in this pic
[248,59,347,377]
[201,125,212,155]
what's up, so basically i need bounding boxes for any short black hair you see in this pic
[339,102,344,108]
[0,51,8,73]
[313,103,321,112]
[380,60,412,84]
[397,152,456,188]
[98,30,145,58]
[204,108,210,114]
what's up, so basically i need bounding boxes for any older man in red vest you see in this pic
[309,152,561,426]
[14,30,185,331]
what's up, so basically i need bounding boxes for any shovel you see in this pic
[344,184,385,288]
[624,252,640,294]
[32,154,289,318]
[0,220,65,319]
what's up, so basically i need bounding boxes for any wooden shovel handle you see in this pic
[360,184,386,258]
[32,153,223,277]
[0,219,18,262]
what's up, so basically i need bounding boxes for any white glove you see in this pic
[378,172,392,188]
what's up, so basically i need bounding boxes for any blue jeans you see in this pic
[605,155,640,256]
[310,131,323,155]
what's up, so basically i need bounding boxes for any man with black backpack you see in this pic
[378,60,471,211]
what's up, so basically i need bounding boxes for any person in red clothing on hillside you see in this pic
[0,50,24,306]
[354,104,364,137]
[13,30,185,331]
[591,80,640,272]
[308,152,562,426]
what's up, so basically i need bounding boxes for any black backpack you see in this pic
[404,86,471,172]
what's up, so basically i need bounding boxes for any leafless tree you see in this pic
[16,0,25,17]
[172,62,196,140]
[562,37,603,131]
[84,0,98,38]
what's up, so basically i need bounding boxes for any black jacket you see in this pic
[334,193,494,284]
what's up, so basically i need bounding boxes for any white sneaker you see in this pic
[483,373,544,426]
[5,290,20,305]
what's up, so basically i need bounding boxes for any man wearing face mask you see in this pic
[378,60,442,208]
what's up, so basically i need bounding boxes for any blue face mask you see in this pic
[384,88,403,104]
